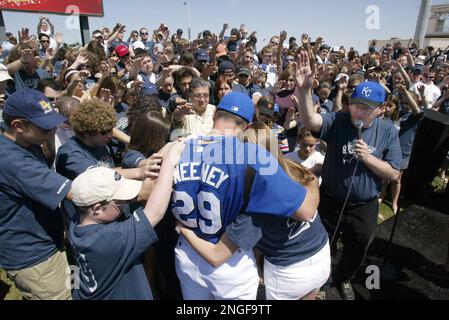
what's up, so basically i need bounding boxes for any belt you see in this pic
[321,186,378,207]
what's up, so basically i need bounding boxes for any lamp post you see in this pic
[183,1,191,41]
[414,0,432,48]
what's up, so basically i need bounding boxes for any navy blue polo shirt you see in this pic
[69,207,158,300]
[0,135,71,270]
[122,149,146,169]
[318,112,402,201]
[56,136,115,180]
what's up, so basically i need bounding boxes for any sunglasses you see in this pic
[40,40,50,43]
[140,32,148,35]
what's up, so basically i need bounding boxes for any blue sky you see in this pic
[1,0,448,51]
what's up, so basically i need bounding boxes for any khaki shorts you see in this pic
[7,250,72,300]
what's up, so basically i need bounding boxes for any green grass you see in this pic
[0,268,22,300]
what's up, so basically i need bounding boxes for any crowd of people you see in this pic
[0,16,448,300]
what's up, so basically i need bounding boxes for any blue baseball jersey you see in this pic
[170,136,307,244]
[69,207,157,300]
[226,211,328,267]
[0,135,71,270]
[318,112,402,201]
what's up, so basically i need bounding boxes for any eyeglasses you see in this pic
[191,93,209,99]
[40,40,50,43]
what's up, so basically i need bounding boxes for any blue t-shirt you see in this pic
[69,207,158,300]
[318,112,402,201]
[9,68,51,93]
[56,136,115,180]
[171,136,307,244]
[227,211,328,267]
[0,135,71,270]
[122,149,146,169]
[109,102,129,165]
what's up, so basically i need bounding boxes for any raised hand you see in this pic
[301,33,309,45]
[55,32,63,45]
[272,80,287,95]
[20,49,36,66]
[210,34,219,48]
[295,51,316,90]
[280,30,287,43]
[222,23,229,30]
[75,49,89,66]
[100,60,110,76]
[396,84,407,94]
[18,28,34,46]
[45,48,55,61]
[417,84,426,97]
[338,76,348,91]
[178,103,195,115]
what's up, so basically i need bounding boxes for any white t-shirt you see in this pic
[411,82,441,108]
[285,150,324,185]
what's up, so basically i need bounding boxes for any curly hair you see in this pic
[71,98,117,136]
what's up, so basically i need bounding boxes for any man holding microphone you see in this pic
[294,51,402,300]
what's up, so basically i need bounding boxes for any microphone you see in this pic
[354,120,363,140]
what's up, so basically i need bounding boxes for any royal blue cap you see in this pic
[217,92,254,123]
[3,88,66,129]
[351,81,386,109]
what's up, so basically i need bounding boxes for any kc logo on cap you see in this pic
[361,87,372,97]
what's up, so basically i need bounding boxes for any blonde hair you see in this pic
[240,122,315,186]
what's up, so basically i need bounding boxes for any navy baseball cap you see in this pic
[217,92,254,123]
[3,89,66,129]
[195,48,210,62]
[351,81,386,109]
[218,61,235,74]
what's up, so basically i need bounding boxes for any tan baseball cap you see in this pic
[71,167,142,207]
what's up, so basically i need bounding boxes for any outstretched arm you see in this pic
[294,51,323,133]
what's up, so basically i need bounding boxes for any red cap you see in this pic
[115,45,129,58]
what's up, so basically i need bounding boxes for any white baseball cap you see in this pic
[132,40,145,50]
[71,167,142,207]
